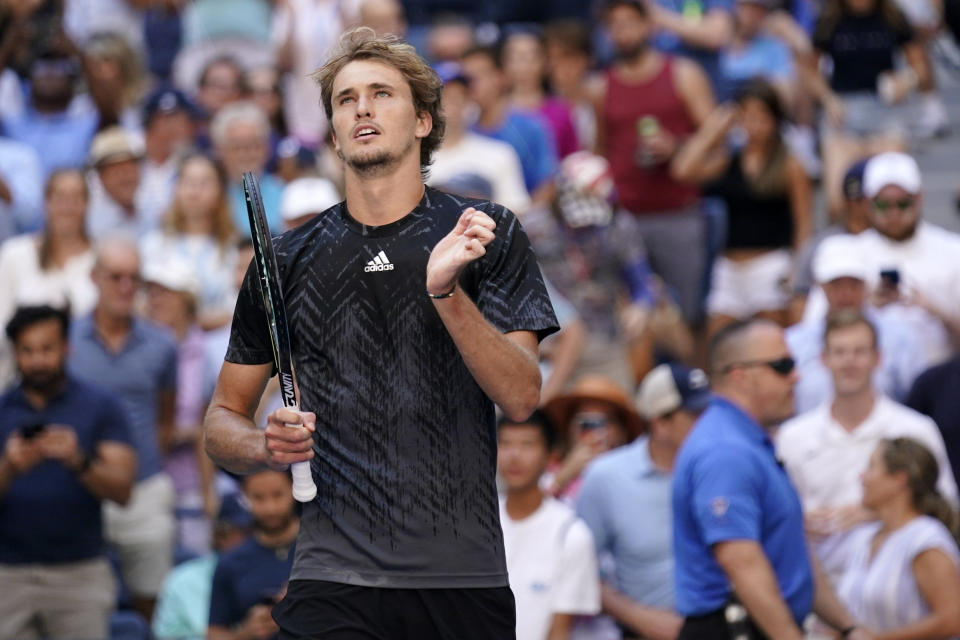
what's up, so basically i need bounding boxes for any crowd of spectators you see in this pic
[2,0,960,637]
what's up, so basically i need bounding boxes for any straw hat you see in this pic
[544,375,645,440]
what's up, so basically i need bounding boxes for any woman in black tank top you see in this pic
[672,79,812,337]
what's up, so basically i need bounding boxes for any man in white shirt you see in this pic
[498,410,600,640]
[428,63,530,215]
[788,234,930,413]
[854,151,960,362]
[777,309,957,584]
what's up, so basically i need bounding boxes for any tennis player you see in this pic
[204,27,558,639]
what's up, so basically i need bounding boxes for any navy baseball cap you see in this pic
[216,492,253,529]
[842,158,869,201]
[636,363,711,420]
[143,87,199,125]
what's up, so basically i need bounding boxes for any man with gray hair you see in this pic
[211,100,284,233]
[68,234,178,622]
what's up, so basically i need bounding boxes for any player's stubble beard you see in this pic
[341,135,416,178]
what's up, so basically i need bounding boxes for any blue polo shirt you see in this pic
[209,536,295,627]
[576,437,675,608]
[68,315,177,481]
[0,377,133,564]
[672,397,813,622]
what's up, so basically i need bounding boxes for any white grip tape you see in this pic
[284,417,316,502]
[291,460,317,502]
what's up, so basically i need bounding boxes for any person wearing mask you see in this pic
[672,79,812,334]
[498,410,600,640]
[0,169,97,390]
[68,235,178,622]
[777,310,956,586]
[0,305,136,639]
[140,152,240,330]
[673,318,868,639]
[838,438,960,638]
[207,470,298,640]
[596,0,715,326]
[577,363,709,640]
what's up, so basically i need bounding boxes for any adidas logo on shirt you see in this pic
[364,250,395,272]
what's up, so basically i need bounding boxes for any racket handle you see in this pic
[291,460,317,502]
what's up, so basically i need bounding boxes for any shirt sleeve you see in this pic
[470,204,560,342]
[208,558,241,627]
[224,259,274,366]
[551,519,602,616]
[690,445,764,545]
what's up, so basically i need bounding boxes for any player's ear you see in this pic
[415,111,432,140]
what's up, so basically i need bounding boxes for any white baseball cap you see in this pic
[281,177,340,221]
[813,234,869,284]
[863,152,921,198]
[142,257,200,298]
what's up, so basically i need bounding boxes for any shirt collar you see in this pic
[628,437,664,478]
[78,313,147,348]
[710,395,774,451]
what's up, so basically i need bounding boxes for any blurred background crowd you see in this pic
[3,0,960,637]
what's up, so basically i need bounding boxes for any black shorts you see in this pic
[272,580,516,640]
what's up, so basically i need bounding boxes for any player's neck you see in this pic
[505,485,545,521]
[830,388,876,432]
[343,159,425,226]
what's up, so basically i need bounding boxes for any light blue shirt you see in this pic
[576,437,675,608]
[721,35,795,90]
[787,308,929,413]
[0,137,43,239]
[68,315,178,480]
[227,173,284,236]
[2,106,98,179]
[152,554,217,640]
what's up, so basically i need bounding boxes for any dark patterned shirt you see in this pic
[227,187,558,588]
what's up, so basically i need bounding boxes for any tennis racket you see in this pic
[243,172,318,503]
